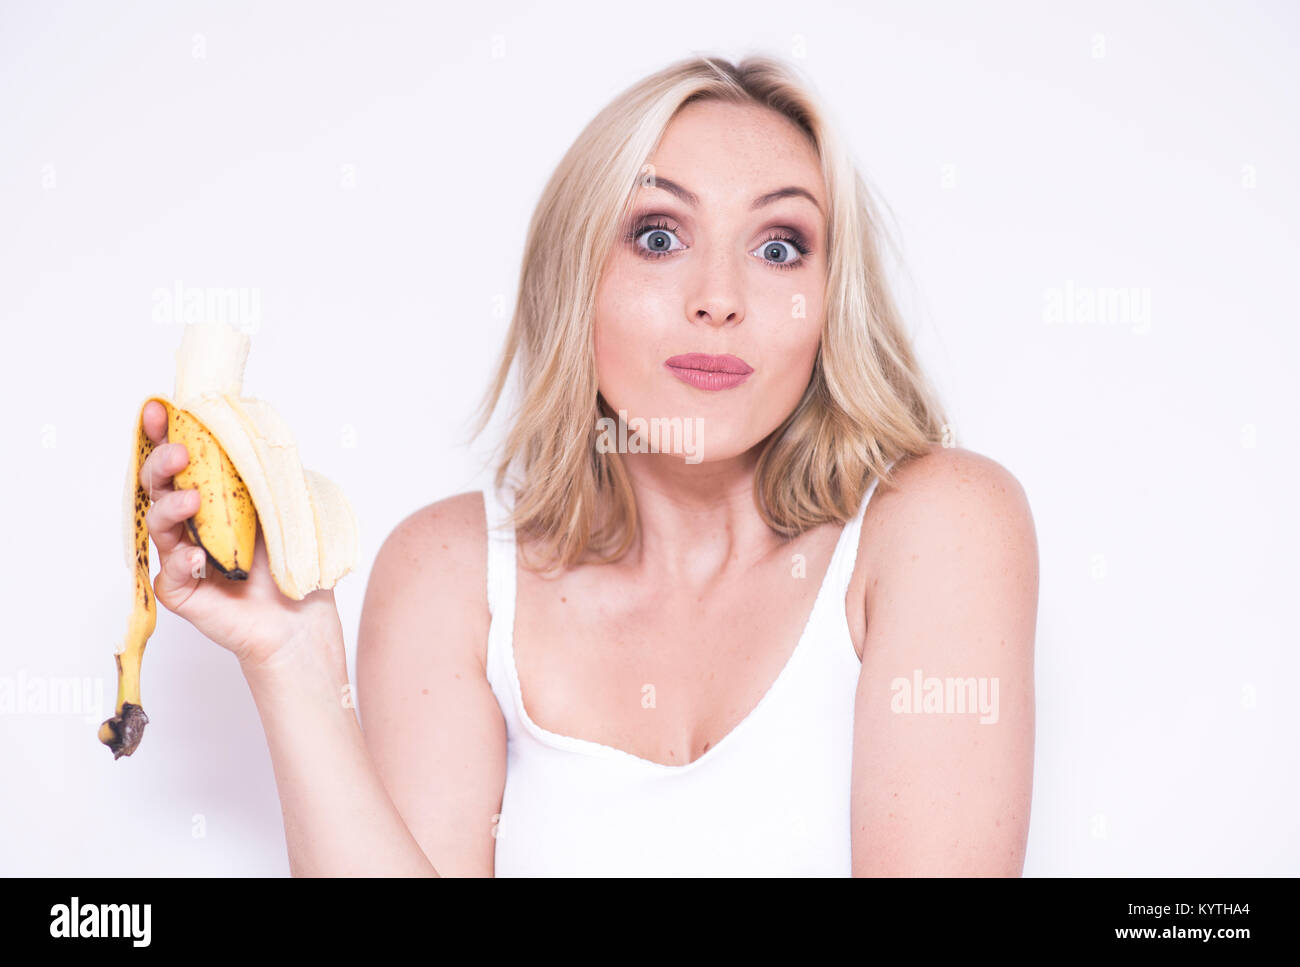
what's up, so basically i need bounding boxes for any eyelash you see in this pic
[623,218,812,271]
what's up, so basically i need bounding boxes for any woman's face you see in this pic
[593,100,829,465]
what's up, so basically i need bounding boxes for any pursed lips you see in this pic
[663,353,753,390]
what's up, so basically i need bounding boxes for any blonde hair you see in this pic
[473,53,949,572]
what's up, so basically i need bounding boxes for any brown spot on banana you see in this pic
[164,400,256,578]
[100,395,258,759]
[100,403,160,759]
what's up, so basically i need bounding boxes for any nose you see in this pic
[693,298,743,327]
[686,267,748,328]
[689,245,746,328]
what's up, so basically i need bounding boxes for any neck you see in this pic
[614,448,785,586]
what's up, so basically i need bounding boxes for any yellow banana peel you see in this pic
[99,320,359,759]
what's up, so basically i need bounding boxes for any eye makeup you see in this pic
[623,215,814,270]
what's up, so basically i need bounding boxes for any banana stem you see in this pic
[99,408,158,759]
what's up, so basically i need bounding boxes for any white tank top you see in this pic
[482,468,892,876]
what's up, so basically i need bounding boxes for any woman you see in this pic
[137,54,1038,876]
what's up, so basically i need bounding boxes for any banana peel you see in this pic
[99,320,359,759]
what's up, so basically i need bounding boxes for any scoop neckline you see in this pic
[495,496,864,774]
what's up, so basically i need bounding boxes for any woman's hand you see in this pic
[139,399,343,672]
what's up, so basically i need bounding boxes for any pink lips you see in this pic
[664,353,754,391]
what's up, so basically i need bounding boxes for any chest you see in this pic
[511,523,870,768]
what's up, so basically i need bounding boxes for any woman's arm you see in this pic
[241,616,440,876]
[354,493,507,878]
[850,447,1038,876]
[241,492,506,877]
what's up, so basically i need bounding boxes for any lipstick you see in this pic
[664,353,754,391]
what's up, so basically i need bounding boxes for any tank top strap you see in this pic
[482,483,518,619]
[821,458,898,598]
[484,464,897,614]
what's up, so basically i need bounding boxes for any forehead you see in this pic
[642,100,826,212]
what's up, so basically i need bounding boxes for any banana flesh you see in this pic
[99,321,359,759]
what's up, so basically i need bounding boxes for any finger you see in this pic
[155,539,208,610]
[145,487,200,556]
[142,400,168,445]
[139,441,189,501]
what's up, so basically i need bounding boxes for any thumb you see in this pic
[154,543,207,611]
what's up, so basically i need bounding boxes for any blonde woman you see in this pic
[138,54,1038,876]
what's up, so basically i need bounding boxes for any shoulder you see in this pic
[865,443,1035,557]
[368,490,488,601]
[858,443,1037,622]
[376,490,488,569]
[849,445,1037,874]
[359,490,491,666]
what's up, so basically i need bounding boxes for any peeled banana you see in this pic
[99,320,359,759]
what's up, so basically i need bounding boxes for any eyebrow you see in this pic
[643,175,824,217]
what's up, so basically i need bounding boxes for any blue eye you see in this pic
[627,220,686,259]
[753,237,806,269]
[624,219,812,271]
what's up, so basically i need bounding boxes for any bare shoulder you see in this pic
[387,490,488,570]
[862,443,1036,570]
[360,490,491,668]
[849,444,1038,875]
[885,442,1030,511]
[355,489,506,877]
[846,445,1034,656]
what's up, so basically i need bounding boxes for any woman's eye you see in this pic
[626,221,810,270]
[629,223,686,259]
[752,237,807,269]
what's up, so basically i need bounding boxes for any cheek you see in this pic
[764,290,823,388]
[593,271,658,407]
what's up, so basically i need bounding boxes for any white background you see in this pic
[1,0,1296,876]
